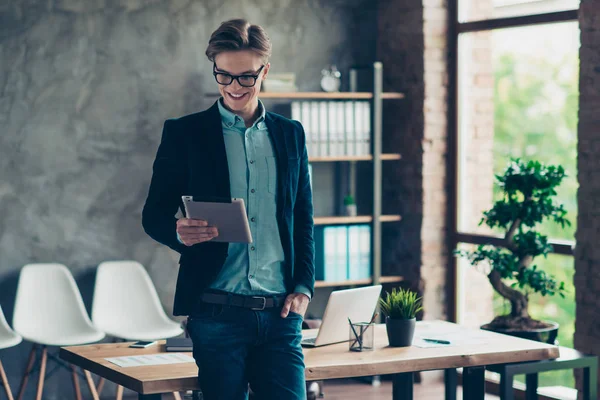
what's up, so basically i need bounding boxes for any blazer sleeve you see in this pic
[142,119,188,254]
[292,121,316,298]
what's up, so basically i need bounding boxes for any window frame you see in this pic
[447,3,579,322]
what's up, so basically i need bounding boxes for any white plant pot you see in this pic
[345,204,357,217]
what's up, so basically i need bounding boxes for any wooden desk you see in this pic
[59,320,559,400]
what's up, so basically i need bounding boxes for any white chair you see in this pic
[13,263,105,400]
[0,305,22,400]
[91,260,184,400]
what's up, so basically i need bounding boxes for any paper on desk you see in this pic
[414,324,492,347]
[105,353,195,368]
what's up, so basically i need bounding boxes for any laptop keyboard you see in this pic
[301,337,317,345]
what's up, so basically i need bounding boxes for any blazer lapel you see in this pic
[202,101,232,202]
[265,113,288,215]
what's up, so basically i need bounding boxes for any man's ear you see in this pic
[262,62,271,80]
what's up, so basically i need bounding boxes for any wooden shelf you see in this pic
[309,154,402,162]
[379,276,405,284]
[314,215,402,225]
[314,275,404,288]
[205,92,405,100]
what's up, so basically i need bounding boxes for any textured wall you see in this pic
[0,1,376,398]
[575,0,600,394]
[377,0,451,322]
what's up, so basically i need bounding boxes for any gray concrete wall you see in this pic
[0,1,376,398]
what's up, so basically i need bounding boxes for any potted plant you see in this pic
[343,194,357,217]
[455,158,568,343]
[379,287,423,347]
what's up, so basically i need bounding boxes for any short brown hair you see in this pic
[206,19,272,63]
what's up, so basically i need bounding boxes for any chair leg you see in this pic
[0,359,15,400]
[17,344,37,400]
[96,377,105,396]
[84,370,100,400]
[35,347,47,400]
[173,392,182,400]
[71,365,82,400]
[116,384,124,400]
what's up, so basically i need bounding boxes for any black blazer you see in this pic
[142,101,315,316]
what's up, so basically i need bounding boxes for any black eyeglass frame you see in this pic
[213,64,266,87]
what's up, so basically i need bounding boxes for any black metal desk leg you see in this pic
[462,366,485,400]
[392,372,413,400]
[444,369,457,400]
[525,373,538,400]
[499,371,514,400]
[139,394,162,399]
[584,359,598,400]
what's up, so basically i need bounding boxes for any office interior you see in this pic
[0,0,598,399]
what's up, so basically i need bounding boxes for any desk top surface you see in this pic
[59,320,559,394]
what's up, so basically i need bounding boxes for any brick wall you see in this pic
[378,0,426,293]
[422,0,450,321]
[574,0,600,394]
[378,0,450,321]
[456,1,496,328]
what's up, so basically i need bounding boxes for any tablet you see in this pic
[181,196,253,243]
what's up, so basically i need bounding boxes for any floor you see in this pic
[129,378,501,399]
[314,378,501,400]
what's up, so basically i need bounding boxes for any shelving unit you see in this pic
[271,62,403,288]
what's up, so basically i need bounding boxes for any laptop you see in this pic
[301,285,382,347]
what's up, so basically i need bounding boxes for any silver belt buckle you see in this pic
[251,296,267,310]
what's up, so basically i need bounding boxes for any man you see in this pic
[142,18,315,400]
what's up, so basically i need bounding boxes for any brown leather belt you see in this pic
[201,292,287,311]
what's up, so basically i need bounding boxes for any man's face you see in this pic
[214,50,269,114]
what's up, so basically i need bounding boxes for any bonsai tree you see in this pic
[455,158,569,331]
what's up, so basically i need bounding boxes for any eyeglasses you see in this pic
[213,64,265,87]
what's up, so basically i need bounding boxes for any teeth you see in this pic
[229,93,245,98]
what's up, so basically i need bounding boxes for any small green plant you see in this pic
[343,194,355,206]
[379,288,423,320]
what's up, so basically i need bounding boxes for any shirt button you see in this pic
[250,160,254,164]
[251,246,256,251]
[249,275,254,279]
[251,189,255,193]
[251,217,256,222]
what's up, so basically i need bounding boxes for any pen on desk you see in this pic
[422,338,451,345]
[348,317,362,349]
[369,312,379,325]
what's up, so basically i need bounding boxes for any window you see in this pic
[459,0,580,22]
[450,0,579,391]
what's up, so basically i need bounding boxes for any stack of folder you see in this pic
[314,224,371,281]
[291,101,371,157]
[165,337,193,352]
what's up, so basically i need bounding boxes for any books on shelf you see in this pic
[314,224,371,282]
[291,100,371,158]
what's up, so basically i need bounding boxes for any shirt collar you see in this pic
[217,97,266,129]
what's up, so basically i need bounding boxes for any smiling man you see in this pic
[142,19,315,400]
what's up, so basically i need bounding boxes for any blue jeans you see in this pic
[186,303,306,400]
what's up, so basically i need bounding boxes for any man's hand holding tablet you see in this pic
[176,218,219,246]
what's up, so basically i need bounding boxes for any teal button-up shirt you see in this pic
[202,99,311,299]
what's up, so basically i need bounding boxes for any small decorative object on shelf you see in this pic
[261,72,297,93]
[343,194,357,217]
[379,287,423,347]
[320,65,341,92]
